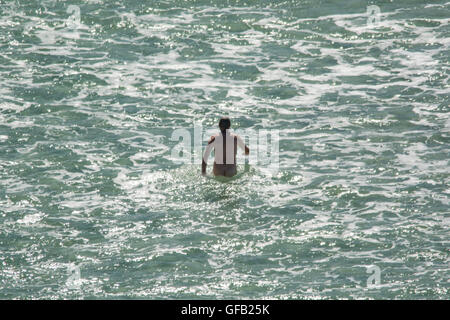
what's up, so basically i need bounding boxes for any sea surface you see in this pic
[0,0,449,299]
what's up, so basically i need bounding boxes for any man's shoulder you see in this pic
[208,135,217,144]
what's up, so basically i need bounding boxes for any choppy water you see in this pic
[0,0,449,299]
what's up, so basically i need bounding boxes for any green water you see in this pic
[0,0,449,299]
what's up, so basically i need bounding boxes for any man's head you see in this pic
[219,117,231,132]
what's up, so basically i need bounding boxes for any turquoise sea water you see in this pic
[0,0,449,299]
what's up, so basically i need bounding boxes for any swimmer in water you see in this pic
[202,117,250,177]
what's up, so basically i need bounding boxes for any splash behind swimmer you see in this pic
[202,117,249,177]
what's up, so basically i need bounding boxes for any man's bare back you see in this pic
[202,117,249,177]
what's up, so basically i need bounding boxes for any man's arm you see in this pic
[202,160,207,175]
[202,136,215,175]
[236,135,249,155]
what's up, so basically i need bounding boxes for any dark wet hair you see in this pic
[219,117,231,132]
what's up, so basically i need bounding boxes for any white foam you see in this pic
[17,212,45,225]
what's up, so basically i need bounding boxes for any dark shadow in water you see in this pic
[212,171,244,183]
[200,166,251,204]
